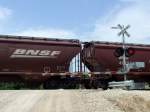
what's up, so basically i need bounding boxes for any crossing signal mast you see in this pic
[111,24,131,80]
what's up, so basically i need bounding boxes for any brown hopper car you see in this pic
[0,35,81,88]
[82,41,150,85]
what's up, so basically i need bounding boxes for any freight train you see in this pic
[0,35,150,89]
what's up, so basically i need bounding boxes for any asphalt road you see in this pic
[0,89,150,112]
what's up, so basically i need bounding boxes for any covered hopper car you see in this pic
[82,41,150,89]
[0,35,81,88]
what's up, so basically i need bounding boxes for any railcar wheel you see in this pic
[61,78,77,89]
[92,80,99,89]
[83,79,92,89]
[84,84,91,89]
[43,79,60,89]
[100,80,108,90]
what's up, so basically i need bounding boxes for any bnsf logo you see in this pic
[10,49,61,58]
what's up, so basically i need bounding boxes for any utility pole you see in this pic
[111,24,130,81]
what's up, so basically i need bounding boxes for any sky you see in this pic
[0,0,150,44]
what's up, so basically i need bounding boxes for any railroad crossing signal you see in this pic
[111,24,130,37]
[111,24,131,81]
[114,47,135,57]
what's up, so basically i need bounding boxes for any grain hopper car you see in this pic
[82,41,150,89]
[0,35,81,88]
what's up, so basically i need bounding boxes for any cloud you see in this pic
[0,6,12,32]
[4,1,150,45]
[13,28,77,39]
[89,0,150,44]
[0,7,12,20]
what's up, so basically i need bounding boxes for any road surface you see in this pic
[0,89,150,112]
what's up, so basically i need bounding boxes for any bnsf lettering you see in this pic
[13,49,26,55]
[26,50,40,55]
[51,51,61,56]
[11,49,61,58]
[39,50,51,56]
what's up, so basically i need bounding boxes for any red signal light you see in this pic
[114,47,135,57]
[125,47,135,57]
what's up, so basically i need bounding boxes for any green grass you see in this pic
[0,82,25,90]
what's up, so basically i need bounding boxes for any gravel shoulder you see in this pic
[0,89,150,112]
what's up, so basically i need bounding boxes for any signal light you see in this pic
[114,47,135,57]
[125,47,135,57]
[114,47,124,57]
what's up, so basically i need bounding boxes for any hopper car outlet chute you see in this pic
[0,35,150,89]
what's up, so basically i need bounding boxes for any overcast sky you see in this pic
[0,0,150,44]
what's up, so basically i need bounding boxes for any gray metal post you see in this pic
[112,24,130,81]
[122,27,127,80]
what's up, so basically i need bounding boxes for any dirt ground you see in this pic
[0,89,150,112]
